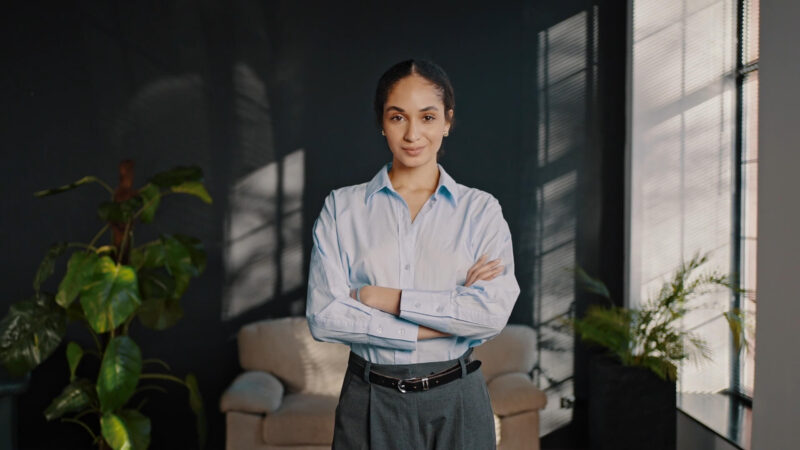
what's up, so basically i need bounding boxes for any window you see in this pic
[628,0,758,446]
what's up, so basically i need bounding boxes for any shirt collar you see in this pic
[365,161,459,207]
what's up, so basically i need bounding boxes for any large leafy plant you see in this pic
[0,161,211,449]
[571,252,747,381]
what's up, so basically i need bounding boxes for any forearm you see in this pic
[357,286,451,340]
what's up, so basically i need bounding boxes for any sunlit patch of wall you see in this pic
[222,63,305,321]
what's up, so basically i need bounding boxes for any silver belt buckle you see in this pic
[397,379,408,393]
[421,377,430,391]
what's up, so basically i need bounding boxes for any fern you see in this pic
[571,251,744,382]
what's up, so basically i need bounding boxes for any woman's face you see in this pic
[382,74,452,170]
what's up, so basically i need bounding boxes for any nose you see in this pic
[403,119,420,142]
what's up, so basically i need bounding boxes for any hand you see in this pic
[465,254,504,287]
[351,286,401,315]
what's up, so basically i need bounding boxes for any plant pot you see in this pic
[588,354,676,450]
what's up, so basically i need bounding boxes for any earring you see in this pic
[443,130,449,137]
[381,130,385,136]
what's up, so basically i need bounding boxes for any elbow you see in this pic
[306,314,334,344]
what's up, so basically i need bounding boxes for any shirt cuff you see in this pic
[366,311,419,350]
[399,289,453,319]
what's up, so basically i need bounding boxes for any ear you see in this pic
[446,108,454,131]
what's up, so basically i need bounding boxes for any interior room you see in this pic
[1,0,795,449]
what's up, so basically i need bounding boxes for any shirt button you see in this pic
[436,306,444,313]
[377,326,383,333]
[415,302,421,308]
[399,329,405,335]
[404,264,410,270]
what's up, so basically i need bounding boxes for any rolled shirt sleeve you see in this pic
[399,197,520,346]
[306,192,419,350]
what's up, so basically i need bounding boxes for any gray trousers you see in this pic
[332,348,496,450]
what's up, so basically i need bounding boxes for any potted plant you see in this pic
[570,252,747,450]
[0,160,211,449]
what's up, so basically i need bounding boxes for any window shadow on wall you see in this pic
[520,3,603,437]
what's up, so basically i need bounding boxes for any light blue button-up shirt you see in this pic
[306,161,520,364]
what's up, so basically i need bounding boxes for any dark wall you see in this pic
[1,0,626,448]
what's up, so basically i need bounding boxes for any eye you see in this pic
[389,115,404,122]
[423,115,436,122]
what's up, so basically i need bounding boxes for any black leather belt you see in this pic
[348,356,482,393]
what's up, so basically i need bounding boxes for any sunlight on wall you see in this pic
[532,9,593,437]
[630,0,737,393]
[222,149,305,321]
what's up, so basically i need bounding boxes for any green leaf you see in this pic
[170,181,212,204]
[56,252,100,308]
[129,243,164,271]
[34,242,68,294]
[66,341,84,381]
[136,270,184,330]
[723,309,748,354]
[172,234,206,275]
[185,373,207,449]
[171,272,191,301]
[162,235,197,277]
[574,266,612,300]
[138,184,161,224]
[0,292,67,376]
[33,175,103,197]
[101,409,151,450]
[149,166,203,189]
[97,197,144,223]
[44,378,95,421]
[138,298,183,330]
[65,299,85,322]
[97,336,142,413]
[80,256,141,333]
[130,235,198,277]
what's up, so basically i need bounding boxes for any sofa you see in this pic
[220,317,546,449]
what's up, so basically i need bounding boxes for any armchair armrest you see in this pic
[487,372,548,416]
[220,371,285,415]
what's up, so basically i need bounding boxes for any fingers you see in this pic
[465,255,504,286]
[465,254,488,286]
[472,260,504,283]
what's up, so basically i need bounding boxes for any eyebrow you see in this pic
[385,106,440,113]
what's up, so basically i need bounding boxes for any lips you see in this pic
[402,146,424,155]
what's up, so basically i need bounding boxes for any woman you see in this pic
[306,59,521,449]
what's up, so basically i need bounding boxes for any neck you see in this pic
[388,158,439,194]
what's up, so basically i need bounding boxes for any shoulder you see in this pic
[319,182,368,214]
[456,183,502,213]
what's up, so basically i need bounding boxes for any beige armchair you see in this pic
[221,317,546,449]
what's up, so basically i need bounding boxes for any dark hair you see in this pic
[374,59,456,157]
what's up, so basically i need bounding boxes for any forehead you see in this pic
[385,75,443,108]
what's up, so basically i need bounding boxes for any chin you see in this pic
[394,154,435,169]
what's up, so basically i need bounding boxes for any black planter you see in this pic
[588,354,676,450]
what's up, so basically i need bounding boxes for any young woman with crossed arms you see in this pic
[306,59,520,449]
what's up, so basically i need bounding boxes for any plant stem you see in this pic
[134,384,169,396]
[87,224,110,251]
[85,322,103,355]
[140,373,186,386]
[132,191,173,222]
[116,220,133,265]
[60,417,97,442]
[122,313,134,335]
[143,358,172,371]
[88,176,115,196]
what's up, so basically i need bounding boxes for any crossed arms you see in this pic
[305,192,521,351]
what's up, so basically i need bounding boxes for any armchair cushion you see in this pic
[472,324,536,382]
[487,372,548,416]
[238,317,349,395]
[220,371,284,415]
[262,393,338,446]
